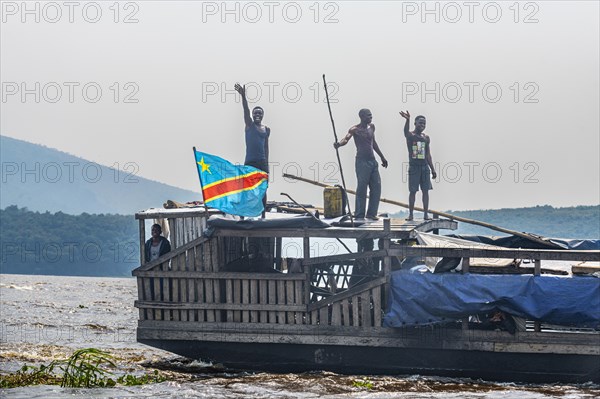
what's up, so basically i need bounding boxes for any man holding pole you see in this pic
[334,109,388,220]
[399,111,437,221]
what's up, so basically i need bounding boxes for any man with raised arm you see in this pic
[334,109,388,220]
[234,83,270,217]
[399,111,437,221]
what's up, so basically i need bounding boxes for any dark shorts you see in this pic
[245,160,269,174]
[408,163,433,192]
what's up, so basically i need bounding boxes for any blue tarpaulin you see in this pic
[384,272,600,328]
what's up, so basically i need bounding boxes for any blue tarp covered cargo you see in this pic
[384,272,600,328]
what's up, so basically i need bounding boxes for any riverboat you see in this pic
[132,206,600,383]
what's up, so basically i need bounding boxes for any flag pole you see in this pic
[193,147,211,219]
[323,74,353,226]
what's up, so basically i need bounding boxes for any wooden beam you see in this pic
[275,237,282,270]
[139,219,146,265]
[572,263,600,275]
[134,271,306,280]
[135,301,306,312]
[210,219,457,239]
[135,209,221,220]
[302,250,388,266]
[307,277,386,312]
[388,247,599,262]
[306,246,599,265]
[304,233,311,306]
[383,218,392,312]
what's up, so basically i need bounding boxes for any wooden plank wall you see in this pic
[307,278,385,327]
[166,216,206,250]
[135,235,221,321]
[135,236,309,324]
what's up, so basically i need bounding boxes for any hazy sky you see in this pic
[2,1,599,212]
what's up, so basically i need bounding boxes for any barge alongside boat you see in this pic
[132,207,600,383]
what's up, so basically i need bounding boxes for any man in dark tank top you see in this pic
[400,111,437,221]
[235,83,270,217]
[334,109,388,220]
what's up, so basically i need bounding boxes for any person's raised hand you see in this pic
[234,83,245,96]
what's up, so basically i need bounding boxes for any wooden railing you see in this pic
[133,235,310,324]
[132,234,389,327]
[134,235,216,321]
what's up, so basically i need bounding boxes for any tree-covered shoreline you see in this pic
[391,205,600,239]
[1,206,139,277]
[1,204,598,277]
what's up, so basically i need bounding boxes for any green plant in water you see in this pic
[117,370,166,386]
[0,348,166,389]
[0,363,61,388]
[61,348,117,388]
[352,378,373,389]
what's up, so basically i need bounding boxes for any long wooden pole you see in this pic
[193,147,211,218]
[282,172,561,248]
[323,74,352,224]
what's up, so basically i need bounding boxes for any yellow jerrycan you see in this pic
[323,186,344,218]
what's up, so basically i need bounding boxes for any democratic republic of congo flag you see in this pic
[194,149,268,217]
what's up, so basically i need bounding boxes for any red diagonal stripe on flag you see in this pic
[203,171,268,202]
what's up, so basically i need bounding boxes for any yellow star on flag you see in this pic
[198,157,211,174]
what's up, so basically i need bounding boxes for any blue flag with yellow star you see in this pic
[194,149,268,217]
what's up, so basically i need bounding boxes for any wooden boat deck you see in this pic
[135,207,457,240]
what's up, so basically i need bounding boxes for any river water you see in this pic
[1,273,598,398]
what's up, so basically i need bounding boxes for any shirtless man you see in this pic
[400,111,437,221]
[334,109,388,220]
[235,83,269,216]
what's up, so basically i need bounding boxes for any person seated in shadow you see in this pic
[223,239,279,273]
[145,224,171,263]
[469,310,518,335]
[486,310,517,334]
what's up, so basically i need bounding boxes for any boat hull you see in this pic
[137,321,600,383]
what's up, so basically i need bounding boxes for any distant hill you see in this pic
[391,205,600,239]
[0,135,199,215]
